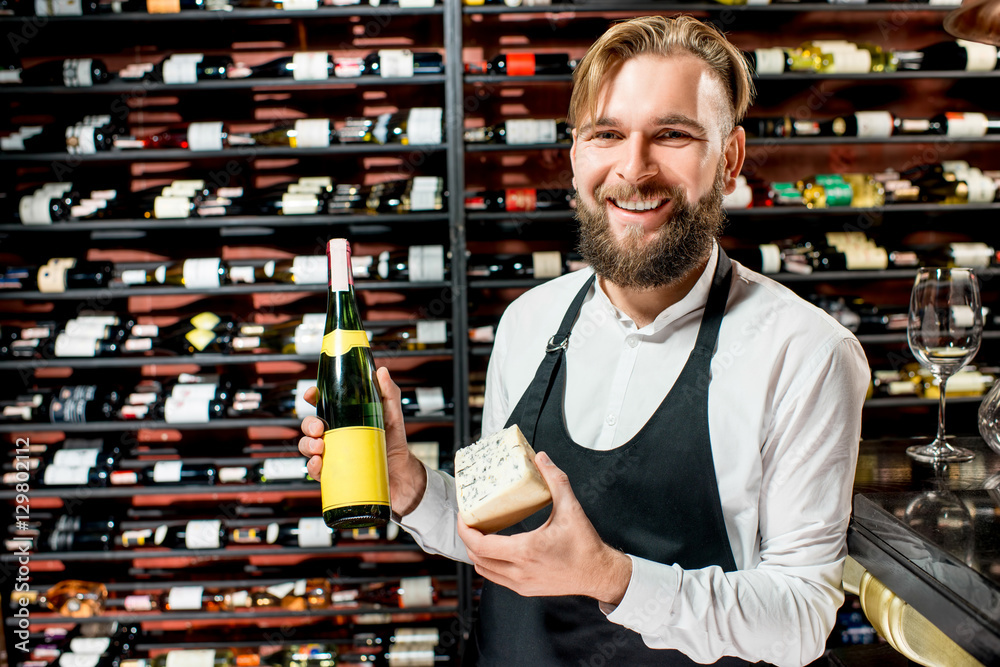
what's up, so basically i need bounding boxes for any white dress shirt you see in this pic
[400,243,871,667]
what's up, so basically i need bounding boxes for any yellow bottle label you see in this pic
[321,329,370,356]
[185,328,217,352]
[321,426,391,511]
[190,312,221,330]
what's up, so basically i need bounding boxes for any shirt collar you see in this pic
[591,240,719,334]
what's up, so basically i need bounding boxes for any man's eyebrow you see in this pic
[577,114,709,136]
[577,117,620,135]
[654,114,708,136]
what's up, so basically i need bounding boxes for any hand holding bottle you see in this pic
[298,366,428,517]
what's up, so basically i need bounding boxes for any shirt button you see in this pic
[606,414,617,426]
[627,336,639,348]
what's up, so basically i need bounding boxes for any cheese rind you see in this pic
[454,424,552,533]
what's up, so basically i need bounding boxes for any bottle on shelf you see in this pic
[135,121,253,151]
[109,461,219,486]
[908,40,999,72]
[465,52,577,76]
[2,58,112,87]
[132,54,237,84]
[398,387,452,417]
[122,649,238,667]
[123,586,243,613]
[464,118,570,145]
[316,238,392,529]
[464,188,574,212]
[233,118,336,148]
[370,245,448,282]
[466,251,580,280]
[337,107,444,145]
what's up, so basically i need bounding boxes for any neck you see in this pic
[598,252,712,328]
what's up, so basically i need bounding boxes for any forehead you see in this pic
[588,53,727,130]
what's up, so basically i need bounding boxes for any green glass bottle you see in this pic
[316,238,391,529]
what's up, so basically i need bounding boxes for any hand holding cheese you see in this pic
[455,425,553,534]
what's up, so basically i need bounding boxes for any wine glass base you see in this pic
[906,443,976,463]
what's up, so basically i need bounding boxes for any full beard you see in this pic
[575,161,728,290]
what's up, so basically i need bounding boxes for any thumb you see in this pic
[534,450,577,509]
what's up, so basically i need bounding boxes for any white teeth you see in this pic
[612,198,664,211]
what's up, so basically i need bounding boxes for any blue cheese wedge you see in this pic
[455,424,552,533]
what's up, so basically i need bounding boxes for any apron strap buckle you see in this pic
[546,334,570,353]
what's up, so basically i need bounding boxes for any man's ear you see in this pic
[722,126,746,196]
[570,128,579,191]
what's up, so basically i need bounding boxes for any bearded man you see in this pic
[300,15,870,667]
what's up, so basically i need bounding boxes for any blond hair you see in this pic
[568,15,755,137]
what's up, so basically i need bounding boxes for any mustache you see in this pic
[593,182,684,203]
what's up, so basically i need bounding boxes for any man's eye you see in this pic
[593,131,618,140]
[660,130,690,140]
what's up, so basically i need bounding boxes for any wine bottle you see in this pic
[141,54,236,84]
[123,586,240,613]
[463,118,570,145]
[261,517,334,547]
[927,112,1000,138]
[373,245,448,282]
[122,649,238,667]
[361,50,444,77]
[365,177,445,214]
[149,519,227,549]
[338,107,443,145]
[466,52,576,75]
[130,312,235,339]
[37,463,111,487]
[5,58,112,87]
[366,320,449,351]
[46,385,123,423]
[109,461,219,485]
[316,238,391,529]
[36,258,115,292]
[234,118,336,148]
[333,576,437,608]
[464,188,574,212]
[41,580,109,617]
[398,387,452,416]
[245,52,338,80]
[913,40,999,71]
[140,121,249,151]
[466,251,570,279]
[155,258,228,288]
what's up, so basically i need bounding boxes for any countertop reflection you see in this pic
[849,436,1000,663]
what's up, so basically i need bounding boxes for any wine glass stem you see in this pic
[937,374,949,447]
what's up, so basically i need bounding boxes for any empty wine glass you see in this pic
[907,267,983,462]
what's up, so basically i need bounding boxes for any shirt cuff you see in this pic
[398,462,454,533]
[601,555,680,637]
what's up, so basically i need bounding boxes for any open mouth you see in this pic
[607,197,670,212]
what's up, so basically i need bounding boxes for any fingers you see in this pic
[298,414,327,482]
[303,384,318,407]
[377,367,404,424]
[534,451,573,503]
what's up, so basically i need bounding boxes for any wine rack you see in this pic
[0,1,473,664]
[2,0,999,663]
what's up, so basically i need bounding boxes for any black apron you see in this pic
[466,250,755,666]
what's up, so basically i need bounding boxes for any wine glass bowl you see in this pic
[906,267,983,463]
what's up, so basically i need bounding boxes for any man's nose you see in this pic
[615,134,659,184]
